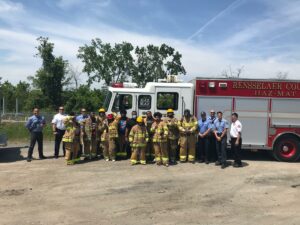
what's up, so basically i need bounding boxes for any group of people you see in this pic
[25,106,243,169]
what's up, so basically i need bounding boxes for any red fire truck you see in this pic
[103,76,300,162]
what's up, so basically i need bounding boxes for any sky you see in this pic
[1,0,300,85]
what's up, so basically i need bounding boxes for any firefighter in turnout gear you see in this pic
[178,109,198,163]
[62,113,81,165]
[129,116,149,165]
[165,108,179,164]
[101,113,119,161]
[96,108,107,157]
[144,111,155,161]
[151,112,169,166]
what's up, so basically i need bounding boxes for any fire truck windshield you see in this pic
[103,91,112,111]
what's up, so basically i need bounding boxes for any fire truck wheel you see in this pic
[273,135,300,162]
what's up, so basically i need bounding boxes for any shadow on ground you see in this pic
[0,146,28,163]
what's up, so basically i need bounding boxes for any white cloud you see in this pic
[1,0,300,85]
[0,0,23,12]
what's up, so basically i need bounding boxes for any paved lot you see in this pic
[0,141,299,225]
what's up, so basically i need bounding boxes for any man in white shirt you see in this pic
[230,113,243,167]
[52,106,66,158]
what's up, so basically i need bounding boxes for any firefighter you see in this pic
[118,109,129,158]
[197,111,211,164]
[96,108,107,158]
[102,113,119,161]
[62,113,81,165]
[125,111,138,159]
[82,112,99,159]
[129,116,149,165]
[144,111,155,161]
[178,109,198,163]
[208,109,217,162]
[165,108,179,164]
[151,112,169,166]
[214,111,229,169]
[230,112,243,167]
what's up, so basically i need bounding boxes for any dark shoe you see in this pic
[189,161,195,164]
[215,161,221,166]
[205,161,209,164]
[54,155,59,159]
[198,159,204,163]
[180,161,186,163]
[27,158,32,162]
[233,162,243,168]
[221,164,227,169]
[39,156,46,160]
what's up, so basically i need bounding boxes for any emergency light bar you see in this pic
[111,82,138,88]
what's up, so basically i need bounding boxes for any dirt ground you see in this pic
[0,141,299,225]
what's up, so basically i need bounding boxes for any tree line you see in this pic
[0,37,186,114]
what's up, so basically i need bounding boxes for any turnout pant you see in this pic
[179,135,196,162]
[168,139,178,162]
[130,147,146,165]
[153,142,168,165]
[231,137,242,165]
[103,139,117,160]
[28,132,44,159]
[54,129,65,157]
[64,142,80,161]
[216,135,227,164]
[198,137,209,162]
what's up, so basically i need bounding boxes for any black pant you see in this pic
[208,135,217,161]
[231,137,242,165]
[216,134,227,164]
[54,129,66,157]
[198,137,209,161]
[28,132,44,159]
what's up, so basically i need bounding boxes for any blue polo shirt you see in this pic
[214,118,229,133]
[26,115,46,132]
[208,116,216,130]
[76,114,89,123]
[198,119,211,134]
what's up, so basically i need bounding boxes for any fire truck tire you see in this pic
[273,135,300,162]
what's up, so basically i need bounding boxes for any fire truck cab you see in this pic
[103,76,300,162]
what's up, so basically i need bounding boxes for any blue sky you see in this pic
[1,0,300,84]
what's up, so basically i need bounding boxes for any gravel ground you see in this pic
[0,141,299,225]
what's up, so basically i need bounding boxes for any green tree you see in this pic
[0,81,15,112]
[30,37,69,109]
[63,85,105,113]
[133,44,186,87]
[78,38,134,86]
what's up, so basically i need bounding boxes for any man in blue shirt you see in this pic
[25,108,46,162]
[208,109,217,162]
[214,111,229,169]
[118,109,129,158]
[197,112,211,164]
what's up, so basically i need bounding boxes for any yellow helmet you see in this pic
[136,116,143,123]
[98,108,105,113]
[167,109,174,113]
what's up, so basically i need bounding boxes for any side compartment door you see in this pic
[235,98,268,146]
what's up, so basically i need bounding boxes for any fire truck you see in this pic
[103,76,300,162]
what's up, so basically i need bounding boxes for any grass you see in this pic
[0,122,54,142]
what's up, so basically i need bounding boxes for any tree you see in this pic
[78,38,134,86]
[275,71,289,80]
[133,44,186,87]
[30,37,68,109]
[78,39,186,87]
[63,85,105,113]
[221,65,244,78]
